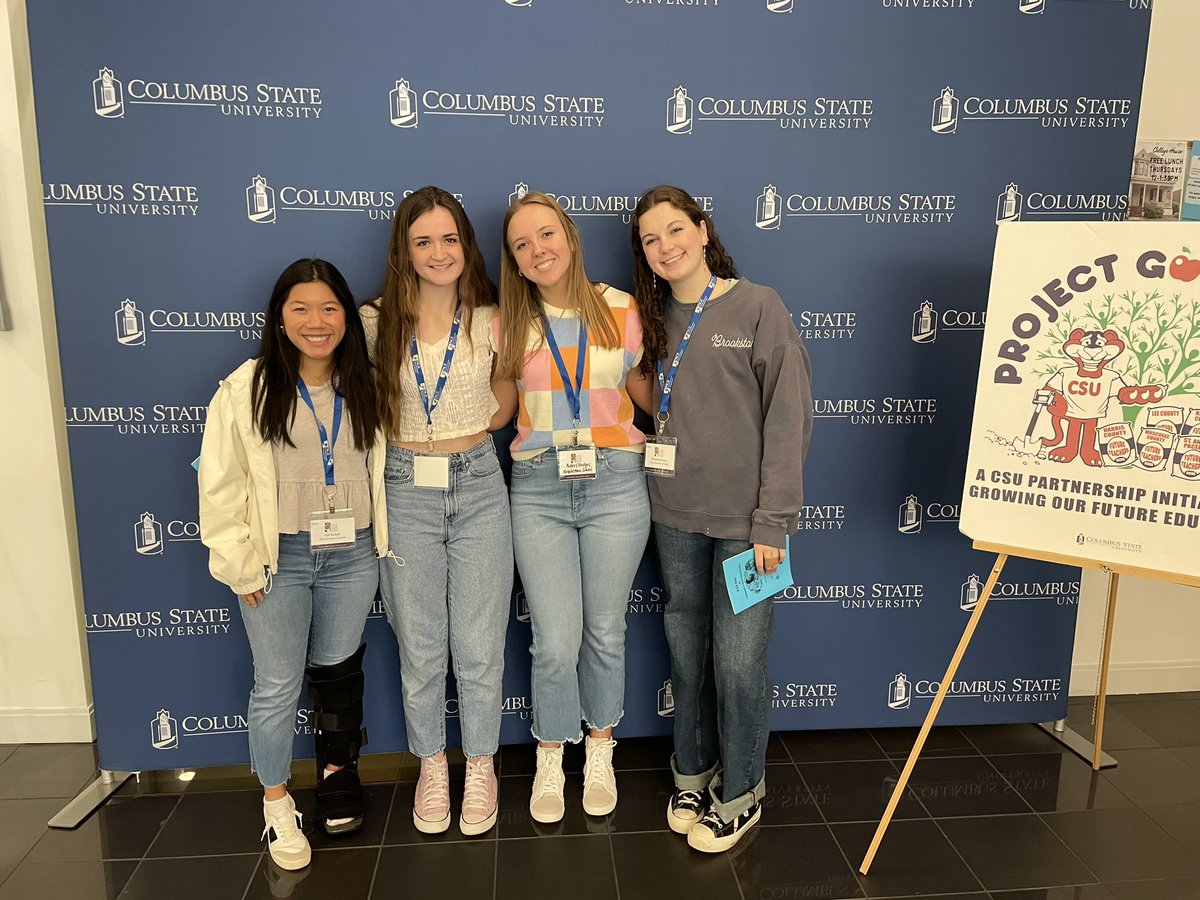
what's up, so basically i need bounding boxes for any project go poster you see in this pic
[962,222,1200,581]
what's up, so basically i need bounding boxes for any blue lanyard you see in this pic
[655,274,718,434]
[411,301,463,442]
[541,312,588,430]
[296,379,343,488]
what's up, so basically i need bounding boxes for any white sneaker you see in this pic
[530,744,565,823]
[262,794,311,871]
[582,736,617,816]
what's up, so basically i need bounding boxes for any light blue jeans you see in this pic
[510,448,650,743]
[240,527,378,788]
[379,437,513,759]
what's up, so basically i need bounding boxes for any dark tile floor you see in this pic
[2,693,1199,899]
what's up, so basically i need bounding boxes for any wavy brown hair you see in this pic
[251,258,378,449]
[496,191,620,380]
[631,185,739,372]
[367,187,494,438]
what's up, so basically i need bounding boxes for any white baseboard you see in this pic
[0,704,95,743]
[1070,659,1200,696]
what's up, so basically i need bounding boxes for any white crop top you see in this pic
[361,302,499,443]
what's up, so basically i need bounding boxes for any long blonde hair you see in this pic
[369,187,494,437]
[496,191,620,380]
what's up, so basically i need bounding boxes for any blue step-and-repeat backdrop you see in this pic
[27,0,1151,773]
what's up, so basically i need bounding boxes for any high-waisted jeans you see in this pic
[379,437,513,759]
[653,522,775,821]
[510,448,650,743]
[240,527,378,788]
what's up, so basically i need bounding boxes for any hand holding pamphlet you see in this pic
[721,537,793,614]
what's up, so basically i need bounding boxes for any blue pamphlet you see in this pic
[722,537,793,614]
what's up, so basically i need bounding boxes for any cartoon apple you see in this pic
[1169,247,1200,282]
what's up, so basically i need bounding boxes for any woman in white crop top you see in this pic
[362,187,517,837]
[198,259,388,871]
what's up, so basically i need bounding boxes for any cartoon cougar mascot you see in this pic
[1040,328,1163,466]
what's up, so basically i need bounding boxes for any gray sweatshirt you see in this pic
[649,279,813,548]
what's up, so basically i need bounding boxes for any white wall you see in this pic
[1069,0,1200,697]
[0,2,1195,745]
[0,0,93,742]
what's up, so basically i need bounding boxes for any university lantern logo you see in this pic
[115,299,145,346]
[134,512,163,555]
[897,495,923,534]
[151,709,178,749]
[996,183,1023,223]
[657,680,675,717]
[246,175,276,224]
[931,87,958,135]
[93,67,124,118]
[666,86,692,135]
[755,185,781,231]
[389,78,419,128]
[912,300,937,344]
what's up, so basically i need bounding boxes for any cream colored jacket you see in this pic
[198,359,389,595]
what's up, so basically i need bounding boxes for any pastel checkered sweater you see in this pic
[493,287,645,460]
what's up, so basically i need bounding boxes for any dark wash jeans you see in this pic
[653,522,774,821]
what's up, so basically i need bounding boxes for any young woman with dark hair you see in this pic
[496,190,652,823]
[361,187,515,836]
[199,258,388,870]
[631,186,813,853]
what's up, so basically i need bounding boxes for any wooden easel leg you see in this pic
[1092,568,1120,771]
[859,553,1008,875]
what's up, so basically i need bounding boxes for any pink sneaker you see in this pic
[413,755,450,834]
[460,756,498,836]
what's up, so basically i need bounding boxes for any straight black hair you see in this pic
[251,258,379,448]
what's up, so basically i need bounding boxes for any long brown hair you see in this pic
[369,187,494,438]
[496,190,620,380]
[631,185,739,372]
[251,258,378,449]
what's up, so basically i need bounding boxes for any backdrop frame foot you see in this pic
[48,769,134,829]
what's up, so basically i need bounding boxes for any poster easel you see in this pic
[858,542,1200,875]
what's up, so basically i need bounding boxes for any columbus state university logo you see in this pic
[755,185,781,230]
[246,175,276,223]
[1018,0,1045,13]
[897,495,923,534]
[509,182,530,206]
[767,0,793,11]
[134,511,164,555]
[912,300,937,343]
[93,67,124,118]
[150,709,179,749]
[888,674,912,710]
[961,574,984,611]
[931,87,959,134]
[658,680,675,717]
[389,78,419,128]
[666,86,693,135]
[996,183,1024,223]
[115,299,146,346]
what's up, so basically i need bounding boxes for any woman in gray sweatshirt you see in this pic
[631,185,813,853]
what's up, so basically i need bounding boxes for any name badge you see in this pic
[309,507,357,552]
[557,444,598,481]
[643,436,677,477]
[414,454,450,490]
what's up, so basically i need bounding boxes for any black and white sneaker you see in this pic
[687,802,761,853]
[666,788,707,834]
